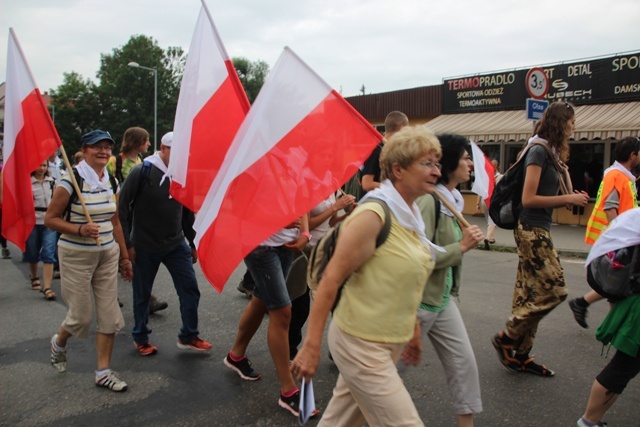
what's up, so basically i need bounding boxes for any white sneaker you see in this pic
[95,370,128,392]
[50,334,67,373]
[577,417,607,427]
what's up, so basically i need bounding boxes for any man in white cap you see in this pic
[118,131,212,356]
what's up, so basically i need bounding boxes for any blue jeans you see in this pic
[24,224,57,264]
[132,242,201,344]
[245,245,293,310]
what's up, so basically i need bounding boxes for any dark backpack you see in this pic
[307,198,391,298]
[489,142,568,229]
[588,244,640,301]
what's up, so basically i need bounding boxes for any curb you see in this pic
[475,244,588,260]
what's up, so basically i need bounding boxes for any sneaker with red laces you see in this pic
[135,341,158,356]
[177,337,212,352]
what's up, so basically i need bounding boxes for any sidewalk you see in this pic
[464,213,591,258]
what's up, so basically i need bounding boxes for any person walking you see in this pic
[410,134,485,427]
[576,207,640,427]
[291,125,442,426]
[44,129,132,392]
[118,132,211,356]
[25,160,57,299]
[108,126,167,314]
[492,101,589,376]
[569,136,639,328]
[223,213,311,417]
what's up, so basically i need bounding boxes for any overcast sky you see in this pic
[2,0,639,97]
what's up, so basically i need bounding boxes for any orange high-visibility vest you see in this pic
[585,169,638,245]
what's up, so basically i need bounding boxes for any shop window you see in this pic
[569,142,605,198]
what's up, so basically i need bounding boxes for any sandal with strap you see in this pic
[492,332,519,369]
[41,288,57,300]
[520,357,555,377]
[30,276,41,290]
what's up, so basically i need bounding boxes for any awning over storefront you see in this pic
[424,101,640,143]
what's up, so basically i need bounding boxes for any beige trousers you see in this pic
[319,321,423,427]
[59,244,124,338]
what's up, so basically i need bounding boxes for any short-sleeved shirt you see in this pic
[519,145,559,230]
[361,143,383,184]
[333,203,434,343]
[58,174,118,251]
[309,193,337,246]
[107,155,141,182]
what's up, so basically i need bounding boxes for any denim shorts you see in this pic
[244,245,294,310]
[24,225,57,264]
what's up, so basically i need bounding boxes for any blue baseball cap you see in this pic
[80,130,115,146]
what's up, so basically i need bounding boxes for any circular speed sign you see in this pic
[526,67,549,99]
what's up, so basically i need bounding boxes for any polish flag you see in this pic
[194,47,383,291]
[470,141,495,209]
[168,2,250,213]
[2,29,61,251]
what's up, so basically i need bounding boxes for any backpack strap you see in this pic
[528,142,572,195]
[65,168,118,220]
[115,154,124,183]
[126,161,153,223]
[363,198,392,248]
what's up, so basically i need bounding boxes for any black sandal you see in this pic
[520,357,555,377]
[30,276,41,290]
[41,288,57,300]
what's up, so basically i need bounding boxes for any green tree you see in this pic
[232,57,269,104]
[96,35,185,151]
[49,72,101,156]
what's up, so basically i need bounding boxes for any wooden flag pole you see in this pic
[57,145,100,246]
[432,189,471,228]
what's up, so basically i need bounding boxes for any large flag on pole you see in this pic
[2,29,61,251]
[168,1,250,213]
[470,140,495,210]
[194,47,383,291]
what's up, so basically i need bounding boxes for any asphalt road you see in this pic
[1,244,638,427]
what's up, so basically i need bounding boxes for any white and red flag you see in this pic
[2,29,61,251]
[470,140,495,210]
[168,2,250,213]
[194,47,383,291]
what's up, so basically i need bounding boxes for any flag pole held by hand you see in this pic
[58,145,100,246]
[432,189,471,228]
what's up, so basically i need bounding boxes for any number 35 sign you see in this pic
[526,67,549,99]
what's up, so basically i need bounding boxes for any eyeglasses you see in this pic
[419,161,442,171]
[88,144,113,151]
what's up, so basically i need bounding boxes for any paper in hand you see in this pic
[298,379,317,425]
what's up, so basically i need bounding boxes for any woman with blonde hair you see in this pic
[292,125,442,426]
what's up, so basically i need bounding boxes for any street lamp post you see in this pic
[128,61,158,152]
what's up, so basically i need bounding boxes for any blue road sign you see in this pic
[526,98,549,121]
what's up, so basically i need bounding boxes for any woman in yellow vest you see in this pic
[570,136,639,328]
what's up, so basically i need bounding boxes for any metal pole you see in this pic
[153,68,157,153]
[127,62,158,152]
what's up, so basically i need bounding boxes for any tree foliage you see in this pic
[48,36,271,159]
[232,57,269,104]
[96,35,184,151]
[49,72,101,155]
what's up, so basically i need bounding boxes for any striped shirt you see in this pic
[58,173,119,251]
